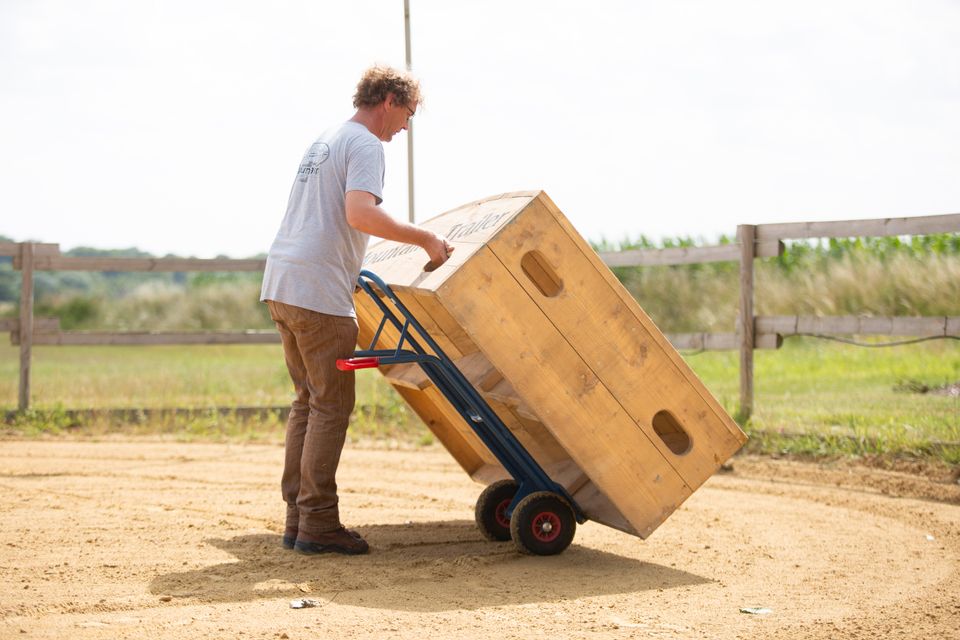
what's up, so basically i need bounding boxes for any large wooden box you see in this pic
[355,191,747,538]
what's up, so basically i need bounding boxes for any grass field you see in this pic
[1,339,958,462]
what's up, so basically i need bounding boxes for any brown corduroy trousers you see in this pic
[267,300,358,538]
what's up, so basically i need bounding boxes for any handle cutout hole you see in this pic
[521,251,563,297]
[652,410,691,455]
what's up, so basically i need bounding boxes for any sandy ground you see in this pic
[0,441,958,640]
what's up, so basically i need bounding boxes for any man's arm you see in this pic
[345,190,453,267]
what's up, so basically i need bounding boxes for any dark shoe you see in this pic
[282,527,298,550]
[284,528,358,550]
[284,529,361,550]
[295,527,369,555]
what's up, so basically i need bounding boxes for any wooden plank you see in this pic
[571,481,636,535]
[361,194,536,294]
[19,331,280,346]
[757,315,957,336]
[483,379,541,422]
[800,316,851,335]
[444,351,576,474]
[392,385,487,477]
[667,332,781,350]
[874,317,950,336]
[483,397,567,468]
[0,242,59,258]
[599,240,781,267]
[535,193,748,453]
[395,291,464,359]
[356,287,436,356]
[439,245,692,538]
[358,274,554,481]
[755,212,960,241]
[356,287,464,362]
[738,224,756,419]
[355,291,397,351]
[541,459,591,496]
[877,316,949,336]
[948,318,960,335]
[354,288,498,473]
[532,459,636,535]
[0,317,60,333]
[21,256,266,272]
[511,410,570,464]
[18,243,34,410]
[413,294,479,357]
[755,316,797,334]
[380,363,431,391]
[482,394,572,467]
[420,384,500,467]
[470,463,511,486]
[488,199,745,494]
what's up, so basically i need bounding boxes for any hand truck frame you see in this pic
[336,269,587,555]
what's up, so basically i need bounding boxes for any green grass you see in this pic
[0,343,423,443]
[2,339,958,462]
[684,337,960,463]
[1,344,290,408]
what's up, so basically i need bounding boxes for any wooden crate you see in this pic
[355,191,747,538]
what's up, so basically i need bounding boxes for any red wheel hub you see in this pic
[495,499,511,529]
[531,511,562,542]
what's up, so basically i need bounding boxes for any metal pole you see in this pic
[404,0,415,223]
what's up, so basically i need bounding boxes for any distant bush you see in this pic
[102,280,273,331]
[34,296,101,330]
[757,251,960,320]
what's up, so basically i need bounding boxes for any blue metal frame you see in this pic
[352,269,585,524]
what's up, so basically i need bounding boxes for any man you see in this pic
[260,65,453,556]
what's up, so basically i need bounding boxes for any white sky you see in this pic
[1,0,959,257]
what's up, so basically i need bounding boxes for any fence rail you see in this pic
[3,210,959,415]
[597,240,783,267]
[10,330,279,346]
[753,213,960,242]
[757,315,960,336]
[16,256,267,272]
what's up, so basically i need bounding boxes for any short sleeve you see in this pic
[346,141,385,205]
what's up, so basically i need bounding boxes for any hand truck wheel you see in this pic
[509,491,576,555]
[475,479,518,541]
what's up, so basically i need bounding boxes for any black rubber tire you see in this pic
[509,491,576,555]
[474,479,518,541]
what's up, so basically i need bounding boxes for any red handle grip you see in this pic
[336,356,381,371]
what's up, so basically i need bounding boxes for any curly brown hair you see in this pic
[352,64,423,109]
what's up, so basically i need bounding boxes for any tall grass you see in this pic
[34,279,274,331]
[617,244,960,333]
[757,252,960,318]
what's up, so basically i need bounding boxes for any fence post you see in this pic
[737,225,756,421]
[18,242,35,411]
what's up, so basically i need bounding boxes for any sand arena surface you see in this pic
[0,440,958,639]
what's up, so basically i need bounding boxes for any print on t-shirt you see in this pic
[298,142,330,182]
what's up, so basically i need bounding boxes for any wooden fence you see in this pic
[3,211,959,417]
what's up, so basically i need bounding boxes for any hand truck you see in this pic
[336,270,587,555]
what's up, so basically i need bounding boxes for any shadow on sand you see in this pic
[150,520,709,612]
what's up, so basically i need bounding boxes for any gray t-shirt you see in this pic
[260,121,385,317]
